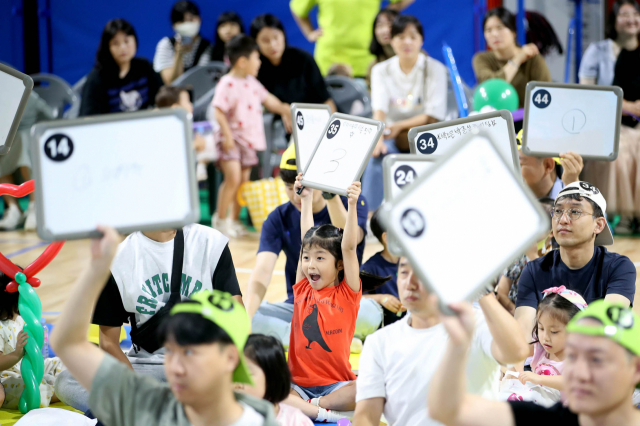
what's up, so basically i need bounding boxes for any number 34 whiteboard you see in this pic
[301,113,384,196]
[380,130,548,312]
[31,109,199,240]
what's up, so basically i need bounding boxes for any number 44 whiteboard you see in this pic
[380,129,549,312]
[31,109,199,241]
[302,113,384,196]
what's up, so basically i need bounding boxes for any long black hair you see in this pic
[211,11,245,62]
[243,334,290,404]
[391,15,424,39]
[370,9,398,59]
[301,224,390,292]
[607,0,640,40]
[483,7,517,35]
[95,19,138,73]
[531,293,581,344]
[0,270,20,321]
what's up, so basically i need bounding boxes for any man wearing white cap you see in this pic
[515,181,636,341]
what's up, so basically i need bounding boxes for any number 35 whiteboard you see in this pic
[302,113,384,196]
[408,110,520,174]
[380,130,548,312]
[521,82,622,160]
[291,103,331,173]
[31,109,199,240]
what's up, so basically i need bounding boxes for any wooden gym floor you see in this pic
[1,230,640,324]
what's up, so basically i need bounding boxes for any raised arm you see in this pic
[429,302,516,426]
[50,227,121,391]
[342,182,362,292]
[478,294,529,365]
[326,196,364,244]
[295,173,314,284]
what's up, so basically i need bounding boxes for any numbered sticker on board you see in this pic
[532,89,551,109]
[44,134,74,162]
[326,119,341,139]
[394,165,416,188]
[296,111,304,130]
[417,132,438,154]
[401,208,425,238]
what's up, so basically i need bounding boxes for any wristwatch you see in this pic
[322,192,336,200]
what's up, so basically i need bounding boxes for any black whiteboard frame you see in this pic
[301,113,384,196]
[30,109,199,241]
[380,129,549,315]
[521,81,623,161]
[291,103,331,173]
[0,63,34,156]
[407,109,520,174]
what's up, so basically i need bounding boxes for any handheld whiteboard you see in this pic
[0,63,33,155]
[379,129,549,313]
[301,113,384,196]
[31,109,199,241]
[408,110,520,174]
[291,103,331,173]
[382,154,437,255]
[521,82,622,161]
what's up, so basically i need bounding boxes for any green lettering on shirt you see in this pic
[144,279,157,298]
[136,306,156,315]
[162,273,170,293]
[189,280,202,297]
[152,274,163,295]
[137,295,158,309]
[181,274,192,297]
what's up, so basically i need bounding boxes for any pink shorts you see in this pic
[216,141,259,169]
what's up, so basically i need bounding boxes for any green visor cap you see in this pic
[567,299,640,356]
[170,290,253,385]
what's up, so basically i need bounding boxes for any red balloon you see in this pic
[0,181,65,293]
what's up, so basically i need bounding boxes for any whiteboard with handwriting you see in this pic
[380,130,548,313]
[301,113,384,196]
[291,103,331,172]
[0,63,33,155]
[31,109,199,240]
[408,110,520,174]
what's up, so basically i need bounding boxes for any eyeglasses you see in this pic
[551,208,595,221]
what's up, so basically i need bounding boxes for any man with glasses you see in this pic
[515,181,635,344]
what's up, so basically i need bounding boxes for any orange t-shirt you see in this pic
[288,277,362,387]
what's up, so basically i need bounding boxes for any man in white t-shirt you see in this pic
[55,223,242,411]
[352,258,529,426]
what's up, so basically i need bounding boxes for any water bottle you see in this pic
[41,318,49,358]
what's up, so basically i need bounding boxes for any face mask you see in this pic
[174,21,200,38]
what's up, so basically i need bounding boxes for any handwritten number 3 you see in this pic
[325,149,347,174]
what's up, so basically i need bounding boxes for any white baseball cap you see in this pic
[555,181,613,246]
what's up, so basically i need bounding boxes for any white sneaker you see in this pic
[23,202,36,231]
[230,219,248,236]
[212,215,238,238]
[196,163,208,181]
[0,204,24,230]
[316,408,354,423]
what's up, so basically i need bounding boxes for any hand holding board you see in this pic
[408,110,520,174]
[291,103,331,173]
[301,113,384,196]
[31,109,199,240]
[0,63,33,155]
[380,129,548,312]
[522,82,622,160]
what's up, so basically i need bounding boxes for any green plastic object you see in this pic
[16,272,44,413]
[473,78,520,112]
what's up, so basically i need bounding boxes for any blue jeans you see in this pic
[291,381,351,400]
[362,139,400,211]
[251,298,383,346]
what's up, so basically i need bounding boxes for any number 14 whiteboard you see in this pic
[301,113,384,196]
[31,109,199,240]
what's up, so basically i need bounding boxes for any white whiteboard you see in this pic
[0,63,33,155]
[301,113,384,196]
[408,110,520,174]
[291,103,331,173]
[31,109,199,240]
[522,82,622,161]
[380,131,548,311]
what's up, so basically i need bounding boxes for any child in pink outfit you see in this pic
[212,34,291,237]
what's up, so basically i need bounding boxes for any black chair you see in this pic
[325,75,372,118]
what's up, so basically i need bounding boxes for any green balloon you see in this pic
[473,79,520,112]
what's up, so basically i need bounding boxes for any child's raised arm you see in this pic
[294,173,313,284]
[263,93,292,134]
[342,182,362,293]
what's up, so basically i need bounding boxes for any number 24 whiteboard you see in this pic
[302,113,384,196]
